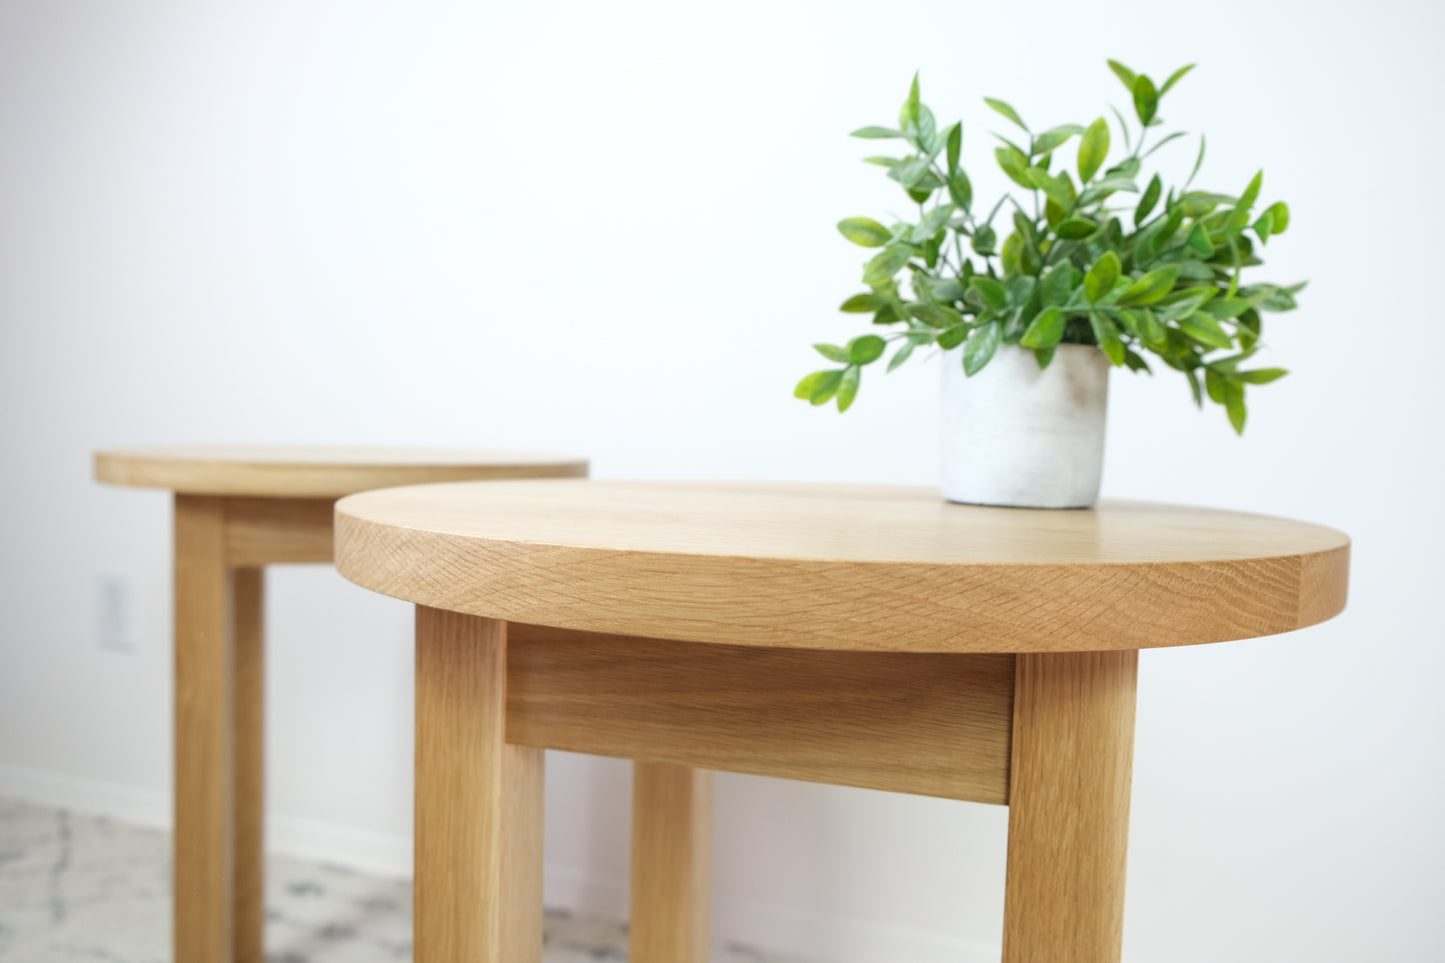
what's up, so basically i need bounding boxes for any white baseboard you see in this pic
[0,763,999,963]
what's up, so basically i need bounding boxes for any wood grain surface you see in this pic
[173,495,234,963]
[231,568,265,963]
[95,445,587,497]
[505,624,1014,803]
[1002,651,1138,963]
[336,481,1351,653]
[225,497,336,565]
[630,763,712,963]
[414,608,542,963]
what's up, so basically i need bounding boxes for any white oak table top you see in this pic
[334,480,1349,653]
[94,445,588,498]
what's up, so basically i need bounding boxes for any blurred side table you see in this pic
[334,480,1349,963]
[95,446,587,963]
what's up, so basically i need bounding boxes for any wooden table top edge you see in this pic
[93,447,590,498]
[331,482,1350,654]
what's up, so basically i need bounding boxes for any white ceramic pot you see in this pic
[940,343,1109,509]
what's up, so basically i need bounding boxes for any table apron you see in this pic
[223,497,336,566]
[504,623,1016,806]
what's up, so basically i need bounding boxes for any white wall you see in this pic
[1,1,1442,960]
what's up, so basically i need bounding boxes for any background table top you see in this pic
[94,445,588,497]
[335,480,1350,653]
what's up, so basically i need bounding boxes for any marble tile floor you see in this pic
[0,797,822,963]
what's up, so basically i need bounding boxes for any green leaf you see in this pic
[795,369,843,404]
[1236,367,1287,384]
[851,126,903,139]
[1032,124,1083,155]
[1024,169,1074,210]
[1260,286,1300,312]
[840,293,881,313]
[1019,307,1065,349]
[1077,117,1110,183]
[1186,367,1203,408]
[847,335,886,365]
[1253,211,1275,244]
[1120,264,1181,306]
[813,343,850,363]
[936,323,969,350]
[1123,349,1152,373]
[1107,60,1138,92]
[837,217,893,247]
[1186,134,1207,188]
[936,322,971,348]
[912,104,938,154]
[862,244,912,283]
[909,303,963,328]
[946,122,962,173]
[948,171,973,210]
[1110,105,1133,152]
[1265,201,1290,233]
[968,275,1009,311]
[1083,251,1121,303]
[1238,170,1263,211]
[1056,218,1100,240]
[1178,311,1234,350]
[1141,130,1187,158]
[1090,312,1126,365]
[1204,367,1228,404]
[984,97,1029,132]
[862,156,901,167]
[889,156,931,189]
[1204,297,1251,321]
[995,145,1033,188]
[887,340,917,372]
[970,224,997,255]
[1219,377,1246,433]
[1138,307,1167,349]
[1156,294,1208,323]
[1040,263,1075,306]
[1135,174,1162,225]
[1160,63,1196,95]
[1186,223,1214,256]
[962,320,1002,375]
[836,366,861,412]
[1006,275,1036,308]
[898,72,921,133]
[1132,74,1159,126]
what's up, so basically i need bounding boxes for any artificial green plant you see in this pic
[795,60,1302,433]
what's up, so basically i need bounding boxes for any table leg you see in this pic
[414,608,543,963]
[232,567,265,963]
[630,762,712,963]
[173,495,235,962]
[1002,650,1138,963]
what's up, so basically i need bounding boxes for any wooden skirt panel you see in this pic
[505,624,1016,805]
[224,497,336,566]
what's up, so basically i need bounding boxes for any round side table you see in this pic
[333,480,1350,963]
[94,446,588,963]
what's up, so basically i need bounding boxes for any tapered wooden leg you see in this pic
[415,609,543,963]
[174,495,235,963]
[630,762,712,963]
[1002,650,1138,963]
[232,567,265,963]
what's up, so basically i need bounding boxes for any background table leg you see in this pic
[630,761,712,963]
[1002,650,1138,963]
[232,567,265,963]
[174,494,234,962]
[414,608,542,963]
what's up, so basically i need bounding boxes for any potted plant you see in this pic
[795,60,1303,508]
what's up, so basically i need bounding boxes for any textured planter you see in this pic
[940,343,1109,509]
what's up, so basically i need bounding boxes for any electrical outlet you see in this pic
[96,572,136,651]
